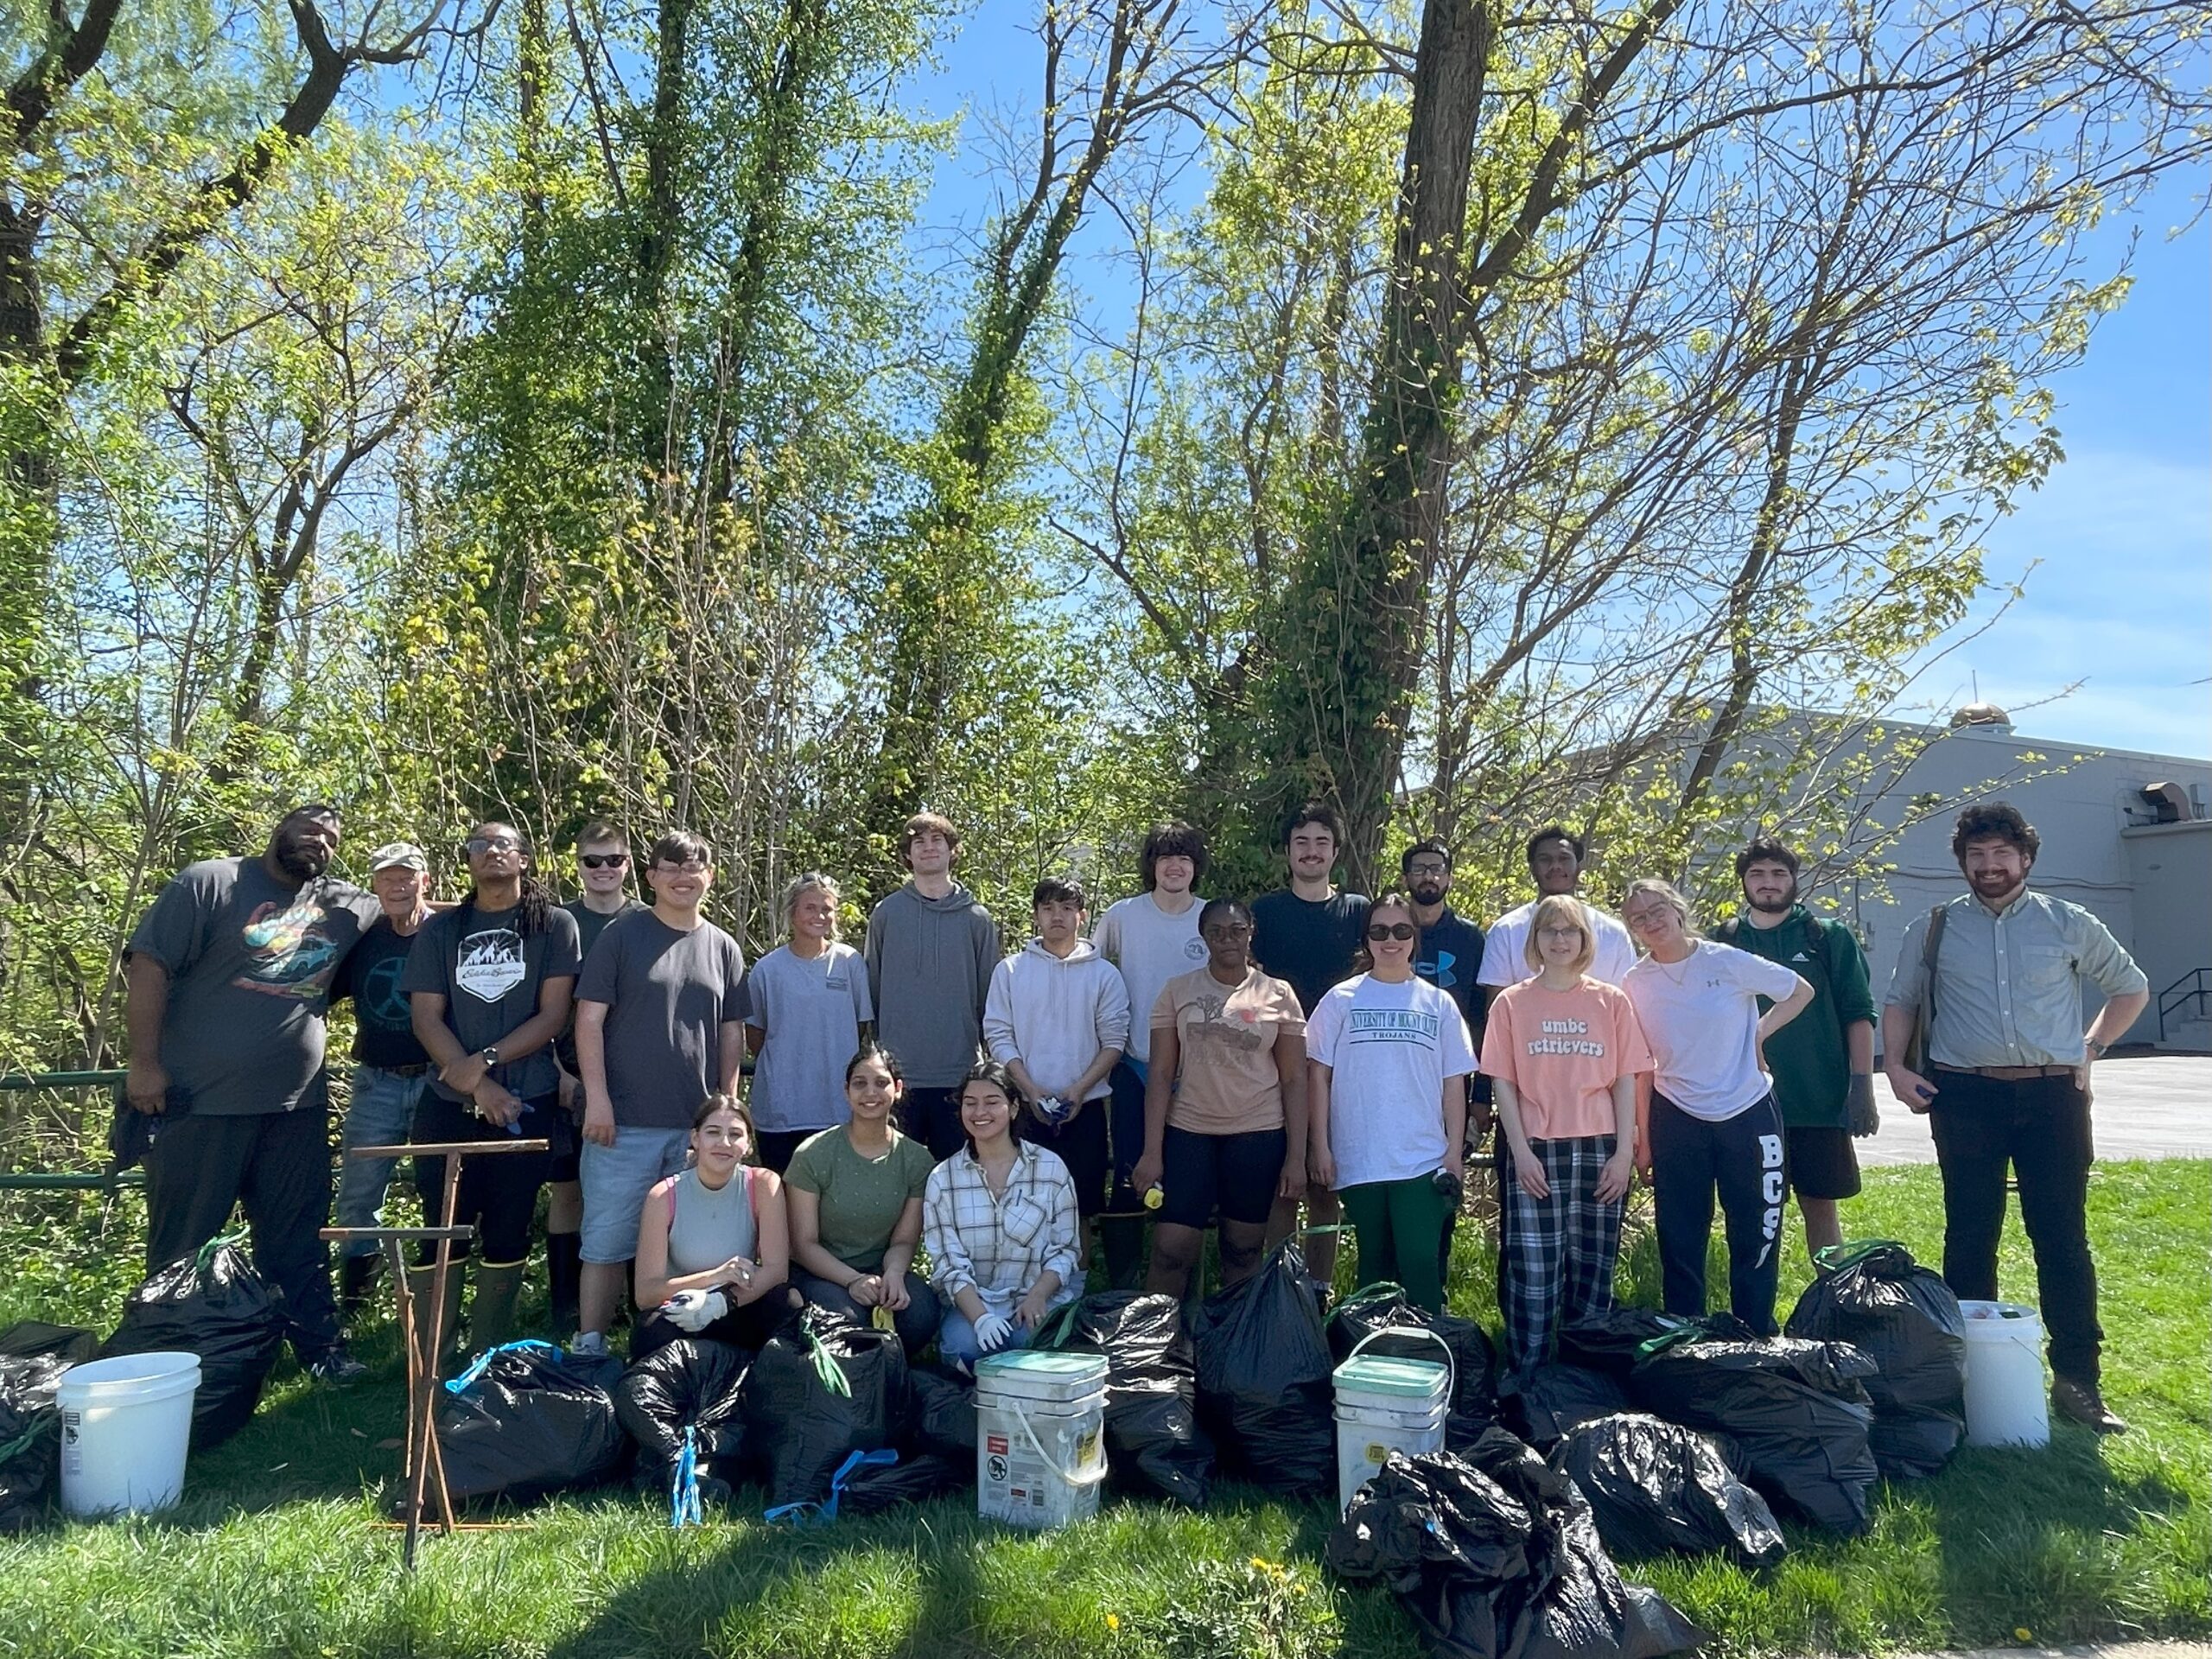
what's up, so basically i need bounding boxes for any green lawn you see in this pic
[0,1160,2204,1659]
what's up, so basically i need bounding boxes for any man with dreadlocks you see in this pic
[404,820,582,1366]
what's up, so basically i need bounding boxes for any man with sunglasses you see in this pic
[547,819,645,1334]
[572,830,749,1356]
[123,804,383,1384]
[1249,800,1370,1285]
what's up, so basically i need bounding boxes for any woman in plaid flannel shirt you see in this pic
[923,1060,1083,1371]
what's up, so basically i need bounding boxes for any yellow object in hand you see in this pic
[1143,1184,1165,1210]
[872,1303,896,1332]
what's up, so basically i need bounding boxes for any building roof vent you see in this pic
[1948,701,2014,736]
[2140,781,2192,823]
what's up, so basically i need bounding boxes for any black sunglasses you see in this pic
[1365,922,1417,941]
[579,852,628,869]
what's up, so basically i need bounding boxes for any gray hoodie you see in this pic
[862,880,1002,1088]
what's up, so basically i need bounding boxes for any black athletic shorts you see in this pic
[544,1102,581,1185]
[1020,1096,1111,1220]
[1158,1124,1287,1230]
[1785,1124,1861,1201]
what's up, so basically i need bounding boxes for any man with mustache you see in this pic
[124,804,383,1382]
[1883,801,2148,1434]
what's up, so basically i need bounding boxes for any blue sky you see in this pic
[910,15,2209,761]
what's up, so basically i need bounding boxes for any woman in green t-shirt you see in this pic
[785,1043,942,1353]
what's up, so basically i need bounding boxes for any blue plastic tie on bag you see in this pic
[670,1425,702,1529]
[444,1338,561,1395]
[762,1446,899,1526]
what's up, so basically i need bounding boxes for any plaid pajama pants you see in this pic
[1497,1134,1624,1376]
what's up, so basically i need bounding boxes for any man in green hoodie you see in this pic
[863,813,1002,1160]
[1716,837,1878,1253]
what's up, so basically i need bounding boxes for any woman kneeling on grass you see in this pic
[923,1060,1082,1372]
[1482,894,1652,1377]
[785,1044,943,1354]
[1128,897,1307,1299]
[1306,893,1477,1314]
[630,1093,796,1359]
[1620,877,1813,1335]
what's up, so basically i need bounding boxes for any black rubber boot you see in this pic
[546,1230,582,1341]
[338,1254,383,1323]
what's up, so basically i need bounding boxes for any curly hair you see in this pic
[1951,801,2040,864]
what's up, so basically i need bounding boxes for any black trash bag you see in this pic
[1035,1290,1215,1506]
[1500,1364,1630,1450]
[613,1338,749,1507]
[741,1307,909,1510]
[434,1340,632,1507]
[1189,1243,1333,1496]
[0,1324,96,1533]
[836,1449,969,1514]
[1555,1310,1694,1378]
[1628,1317,1878,1535]
[1328,1281,1500,1446]
[1328,1430,1709,1659]
[100,1237,283,1451]
[1785,1240,1967,1479]
[905,1368,978,1464]
[1552,1414,1787,1570]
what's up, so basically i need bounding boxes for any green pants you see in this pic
[1339,1174,1455,1313]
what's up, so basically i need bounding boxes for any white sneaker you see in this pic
[572,1330,608,1357]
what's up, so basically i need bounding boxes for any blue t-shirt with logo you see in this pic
[333,917,432,1071]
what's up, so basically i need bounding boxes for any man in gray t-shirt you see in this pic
[571,830,749,1353]
[122,804,381,1379]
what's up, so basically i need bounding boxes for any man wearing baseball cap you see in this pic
[327,842,436,1319]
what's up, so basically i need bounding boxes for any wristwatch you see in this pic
[479,1046,501,1068]
[2084,1039,2108,1060]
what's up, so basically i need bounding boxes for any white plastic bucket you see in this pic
[1334,1327,1453,1513]
[1959,1300,2048,1448]
[975,1350,1108,1530]
[57,1351,200,1516]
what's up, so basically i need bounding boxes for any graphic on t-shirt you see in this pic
[1347,1007,1441,1044]
[359,954,414,1032]
[454,928,527,1002]
[1185,991,1268,1053]
[234,899,344,998]
[1526,1016,1604,1058]
[1181,936,1208,963]
[1417,948,1461,990]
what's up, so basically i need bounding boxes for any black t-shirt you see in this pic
[402,899,582,1103]
[1249,888,1370,1016]
[331,917,432,1070]
[556,898,645,1071]
[1414,906,1486,1039]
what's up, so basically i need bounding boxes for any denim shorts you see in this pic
[578,1126,693,1264]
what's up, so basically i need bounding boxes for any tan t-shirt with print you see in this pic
[1152,964,1306,1135]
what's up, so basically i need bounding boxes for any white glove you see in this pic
[974,1312,1015,1353]
[664,1288,728,1333]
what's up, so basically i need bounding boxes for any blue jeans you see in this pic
[334,1065,429,1258]
[936,1274,1084,1370]
[578,1126,693,1264]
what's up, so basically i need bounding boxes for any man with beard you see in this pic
[124,804,383,1382]
[1883,802,2147,1434]
[1402,840,1487,1266]
[1713,838,1878,1253]
[1476,826,1637,995]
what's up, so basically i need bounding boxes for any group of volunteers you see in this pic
[118,791,2148,1435]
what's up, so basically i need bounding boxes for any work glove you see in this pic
[664,1288,728,1332]
[1847,1073,1880,1138]
[974,1312,1015,1353]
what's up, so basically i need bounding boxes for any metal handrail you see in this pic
[0,1068,140,1191]
[2158,966,2210,1043]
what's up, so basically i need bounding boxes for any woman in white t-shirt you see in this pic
[1620,878,1813,1334]
[1307,893,1476,1313]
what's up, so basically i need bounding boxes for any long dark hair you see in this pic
[459,821,555,938]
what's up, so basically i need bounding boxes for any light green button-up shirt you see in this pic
[1882,889,2146,1068]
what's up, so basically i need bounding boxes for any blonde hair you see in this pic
[1522,894,1597,976]
[1621,877,1699,941]
[781,871,842,940]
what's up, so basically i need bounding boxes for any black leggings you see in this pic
[412,1092,556,1264]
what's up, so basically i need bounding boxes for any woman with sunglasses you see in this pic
[1619,877,1813,1333]
[1481,894,1652,1375]
[1128,897,1307,1297]
[402,822,582,1366]
[1306,893,1476,1313]
[630,1091,795,1358]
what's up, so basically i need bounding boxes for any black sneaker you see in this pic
[2050,1374,2127,1434]
[308,1350,370,1387]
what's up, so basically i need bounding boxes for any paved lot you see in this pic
[1863,1053,2212,1166]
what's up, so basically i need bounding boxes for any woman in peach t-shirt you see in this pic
[1479,893,1653,1376]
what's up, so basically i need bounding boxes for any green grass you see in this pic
[0,1160,2203,1658]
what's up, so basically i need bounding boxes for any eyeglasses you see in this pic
[465,836,523,855]
[1405,861,1450,877]
[1537,926,1585,942]
[1202,923,1253,939]
[579,852,627,869]
[1365,923,1417,942]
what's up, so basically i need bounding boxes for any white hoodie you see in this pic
[982,938,1133,1103]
